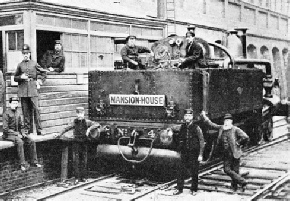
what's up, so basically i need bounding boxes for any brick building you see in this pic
[32,0,290,99]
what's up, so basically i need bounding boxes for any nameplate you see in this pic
[109,94,165,106]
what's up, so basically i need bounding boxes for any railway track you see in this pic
[159,133,290,201]
[32,132,289,201]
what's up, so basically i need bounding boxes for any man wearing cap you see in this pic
[200,112,249,192]
[3,97,41,171]
[14,44,47,136]
[57,107,101,183]
[40,40,65,73]
[120,35,152,70]
[179,31,207,69]
[172,109,205,195]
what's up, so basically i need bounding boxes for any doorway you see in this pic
[37,30,61,63]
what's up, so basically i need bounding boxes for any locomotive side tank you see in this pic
[89,69,264,165]
[89,30,286,167]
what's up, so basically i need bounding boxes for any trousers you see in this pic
[4,135,38,165]
[223,154,246,187]
[72,141,88,180]
[177,149,200,192]
[21,97,42,134]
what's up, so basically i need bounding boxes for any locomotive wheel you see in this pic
[264,118,273,141]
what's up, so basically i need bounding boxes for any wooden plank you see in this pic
[40,91,88,100]
[6,78,77,87]
[42,116,74,128]
[43,124,66,134]
[213,169,283,180]
[61,144,69,182]
[201,174,232,182]
[6,91,88,101]
[39,97,88,107]
[41,110,88,121]
[7,84,88,93]
[39,103,88,114]
[46,74,77,79]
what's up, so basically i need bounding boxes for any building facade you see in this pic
[0,0,289,98]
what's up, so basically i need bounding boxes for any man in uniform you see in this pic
[179,31,206,69]
[40,40,65,73]
[120,35,152,70]
[201,112,249,191]
[57,107,101,183]
[173,109,205,195]
[14,44,47,135]
[3,97,41,171]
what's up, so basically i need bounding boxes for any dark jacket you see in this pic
[60,118,99,140]
[120,44,151,64]
[180,41,206,69]
[14,60,47,97]
[0,70,4,104]
[176,122,205,156]
[204,119,249,158]
[3,108,24,138]
[40,50,65,73]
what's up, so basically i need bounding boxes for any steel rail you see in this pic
[249,173,290,201]
[37,174,115,201]
[36,133,289,201]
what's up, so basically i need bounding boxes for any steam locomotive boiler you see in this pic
[88,29,285,167]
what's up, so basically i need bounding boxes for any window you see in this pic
[63,34,89,71]
[8,31,24,51]
[0,14,23,27]
[90,36,114,71]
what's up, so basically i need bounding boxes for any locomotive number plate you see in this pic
[109,94,165,106]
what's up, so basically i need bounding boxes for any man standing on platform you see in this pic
[3,97,42,171]
[14,44,47,135]
[40,40,65,73]
[201,112,249,192]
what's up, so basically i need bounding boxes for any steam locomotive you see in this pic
[88,28,287,167]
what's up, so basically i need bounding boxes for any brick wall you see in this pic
[0,140,62,194]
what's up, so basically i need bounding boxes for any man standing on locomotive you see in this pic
[120,35,152,70]
[172,109,205,195]
[200,112,249,192]
[179,31,207,69]
[40,40,65,73]
[14,44,47,135]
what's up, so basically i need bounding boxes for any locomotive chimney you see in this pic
[157,0,166,19]
[226,30,243,58]
[235,28,248,59]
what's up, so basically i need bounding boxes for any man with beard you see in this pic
[14,44,47,135]
[40,40,65,73]
[200,112,249,192]
[120,35,152,70]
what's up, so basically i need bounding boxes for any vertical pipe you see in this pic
[235,28,248,59]
[157,0,166,19]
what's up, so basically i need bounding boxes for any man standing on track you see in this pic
[201,112,249,191]
[172,109,205,196]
